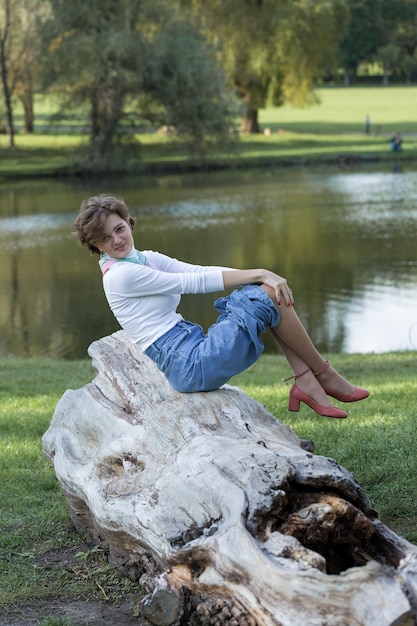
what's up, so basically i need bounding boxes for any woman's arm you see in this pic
[222,269,294,307]
[106,262,225,297]
[145,251,234,274]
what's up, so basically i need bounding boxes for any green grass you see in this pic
[0,85,416,178]
[260,85,417,134]
[232,351,417,543]
[1,353,416,616]
[0,359,140,614]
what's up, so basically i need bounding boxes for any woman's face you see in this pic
[97,213,135,258]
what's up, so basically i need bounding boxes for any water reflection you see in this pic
[1,168,417,359]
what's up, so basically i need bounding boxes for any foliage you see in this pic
[339,0,417,84]
[142,17,238,150]
[0,0,49,141]
[38,0,236,166]
[40,0,148,156]
[2,86,417,178]
[274,0,349,106]
[377,43,402,83]
[338,0,384,82]
[382,0,417,84]
[182,0,349,130]
[1,0,417,164]
[0,0,17,145]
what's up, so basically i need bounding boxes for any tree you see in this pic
[343,0,417,85]
[339,0,384,84]
[0,0,16,147]
[142,17,237,149]
[377,42,401,84]
[401,47,417,84]
[0,0,48,139]
[41,0,146,158]
[39,0,236,170]
[15,0,49,132]
[182,0,349,133]
[378,0,417,84]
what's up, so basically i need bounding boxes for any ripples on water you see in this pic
[1,214,72,251]
[1,167,417,358]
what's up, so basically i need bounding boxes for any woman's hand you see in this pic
[222,269,294,307]
[258,269,294,307]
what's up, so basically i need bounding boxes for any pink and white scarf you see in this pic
[99,249,149,275]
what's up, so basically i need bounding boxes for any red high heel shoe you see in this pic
[284,367,348,419]
[320,386,369,402]
[288,384,348,419]
[314,361,369,403]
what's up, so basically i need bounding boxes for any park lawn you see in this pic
[0,358,143,623]
[16,86,417,134]
[1,130,416,179]
[260,85,417,134]
[0,133,83,178]
[0,85,416,178]
[0,352,416,614]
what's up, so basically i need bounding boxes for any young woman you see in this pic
[74,194,369,419]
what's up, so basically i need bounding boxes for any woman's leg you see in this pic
[261,285,360,401]
[270,326,343,408]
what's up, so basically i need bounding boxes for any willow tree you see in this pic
[183,0,349,133]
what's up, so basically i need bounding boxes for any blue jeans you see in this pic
[144,285,280,392]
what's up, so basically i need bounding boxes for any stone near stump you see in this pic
[42,331,417,625]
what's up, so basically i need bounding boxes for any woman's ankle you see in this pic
[316,365,355,394]
[295,371,334,406]
[314,360,330,377]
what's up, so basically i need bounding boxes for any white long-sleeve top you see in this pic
[102,249,234,351]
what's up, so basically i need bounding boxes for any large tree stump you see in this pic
[42,331,417,625]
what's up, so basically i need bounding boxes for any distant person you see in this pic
[365,115,371,135]
[390,132,402,152]
[74,195,369,420]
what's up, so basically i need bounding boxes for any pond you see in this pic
[1,164,417,359]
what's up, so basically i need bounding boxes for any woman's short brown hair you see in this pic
[74,195,135,255]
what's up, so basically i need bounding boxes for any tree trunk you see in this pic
[19,86,34,133]
[343,69,350,86]
[0,5,15,148]
[90,86,125,153]
[240,106,260,134]
[43,331,417,626]
[91,93,100,143]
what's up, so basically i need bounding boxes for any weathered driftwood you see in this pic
[42,331,417,626]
